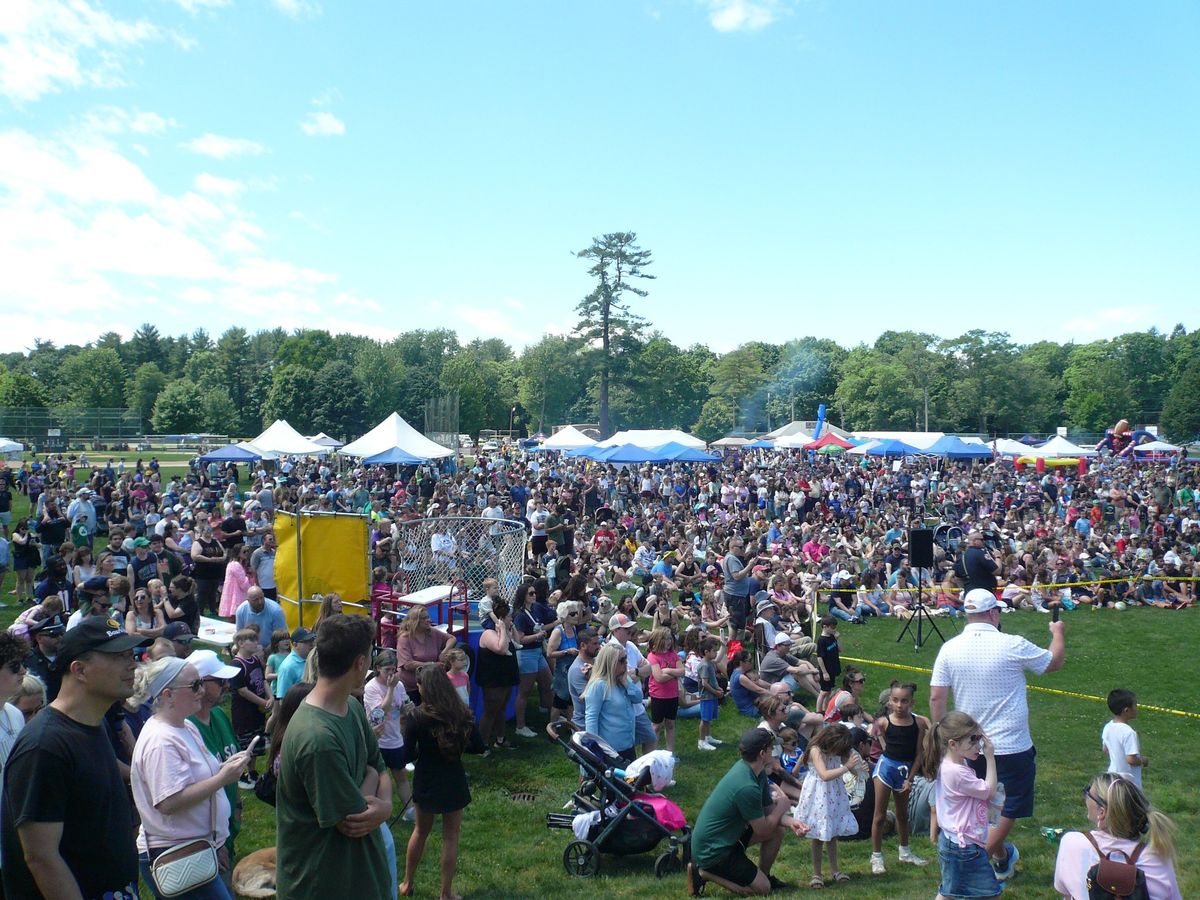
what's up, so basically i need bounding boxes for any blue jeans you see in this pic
[380,822,398,899]
[139,852,234,900]
[830,606,854,622]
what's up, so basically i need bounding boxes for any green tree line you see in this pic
[2,323,1198,444]
[1,236,1198,444]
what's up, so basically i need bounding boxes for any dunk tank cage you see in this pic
[274,510,372,630]
[375,516,527,649]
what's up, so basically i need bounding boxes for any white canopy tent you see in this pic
[539,425,597,450]
[308,432,345,448]
[0,437,24,455]
[249,421,328,456]
[772,432,815,449]
[991,438,1034,457]
[339,412,453,461]
[711,436,750,447]
[1030,435,1098,458]
[597,429,705,449]
[1133,440,1181,453]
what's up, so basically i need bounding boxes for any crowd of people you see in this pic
[0,438,1193,898]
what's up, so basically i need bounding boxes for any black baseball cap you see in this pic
[55,616,150,671]
[29,613,68,637]
[290,627,317,643]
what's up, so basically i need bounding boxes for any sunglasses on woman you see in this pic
[4,661,25,675]
[1082,786,1107,808]
[170,679,204,694]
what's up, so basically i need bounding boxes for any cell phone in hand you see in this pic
[1051,606,1060,623]
[247,734,263,755]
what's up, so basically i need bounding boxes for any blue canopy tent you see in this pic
[743,439,774,449]
[864,439,923,457]
[653,442,721,462]
[925,435,994,459]
[363,447,426,465]
[598,443,669,464]
[199,444,262,463]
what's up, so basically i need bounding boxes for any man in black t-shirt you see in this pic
[219,502,248,550]
[2,616,149,899]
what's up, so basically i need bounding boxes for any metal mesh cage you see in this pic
[391,516,527,602]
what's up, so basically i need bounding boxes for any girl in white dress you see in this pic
[793,725,869,887]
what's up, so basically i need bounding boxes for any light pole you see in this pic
[509,406,516,440]
[766,392,772,432]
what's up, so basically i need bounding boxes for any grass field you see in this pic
[1,485,1196,899]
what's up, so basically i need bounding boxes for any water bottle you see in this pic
[988,783,1006,827]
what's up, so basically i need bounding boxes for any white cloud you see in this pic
[194,172,244,197]
[0,0,161,103]
[708,0,783,32]
[271,0,322,19]
[80,106,175,136]
[167,0,233,12]
[0,127,367,352]
[299,111,345,137]
[181,132,267,159]
[454,306,523,340]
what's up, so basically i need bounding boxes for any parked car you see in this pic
[481,440,501,451]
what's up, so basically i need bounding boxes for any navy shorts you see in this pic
[969,745,1036,819]
[380,745,407,770]
[700,697,720,722]
[725,592,749,630]
[937,832,1002,898]
[872,754,913,791]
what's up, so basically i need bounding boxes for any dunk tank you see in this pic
[274,509,526,658]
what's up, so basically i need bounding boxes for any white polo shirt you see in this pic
[930,622,1052,755]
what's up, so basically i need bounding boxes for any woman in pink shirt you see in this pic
[1053,773,1180,899]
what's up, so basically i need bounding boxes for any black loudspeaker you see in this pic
[909,529,935,568]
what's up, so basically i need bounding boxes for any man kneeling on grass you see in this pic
[688,728,809,896]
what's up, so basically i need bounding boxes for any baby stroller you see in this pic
[545,723,690,879]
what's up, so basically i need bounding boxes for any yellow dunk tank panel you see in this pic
[274,511,370,630]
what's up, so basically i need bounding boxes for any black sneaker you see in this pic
[686,862,706,896]
[767,874,792,891]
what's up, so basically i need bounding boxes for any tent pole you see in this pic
[294,511,305,628]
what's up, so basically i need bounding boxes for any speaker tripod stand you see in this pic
[896,568,948,650]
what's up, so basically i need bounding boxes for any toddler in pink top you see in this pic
[927,711,1003,899]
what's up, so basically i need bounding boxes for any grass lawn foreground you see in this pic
[0,480,1196,898]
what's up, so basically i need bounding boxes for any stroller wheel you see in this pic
[654,850,683,879]
[563,840,599,877]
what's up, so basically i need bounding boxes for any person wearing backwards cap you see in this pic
[65,575,118,631]
[1,615,150,899]
[929,587,1066,882]
[129,654,251,898]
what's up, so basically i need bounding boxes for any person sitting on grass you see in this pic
[687,727,808,897]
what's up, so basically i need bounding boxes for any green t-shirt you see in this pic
[690,759,771,870]
[276,697,389,899]
[70,522,90,548]
[189,707,241,841]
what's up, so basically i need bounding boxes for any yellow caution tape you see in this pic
[841,656,1200,721]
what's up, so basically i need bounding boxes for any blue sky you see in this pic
[1,0,1197,354]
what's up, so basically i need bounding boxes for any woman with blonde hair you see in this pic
[583,643,642,761]
[1054,773,1180,899]
[395,606,455,705]
[546,600,584,726]
[130,656,252,898]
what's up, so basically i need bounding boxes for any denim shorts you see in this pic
[517,649,548,675]
[937,831,1002,897]
[872,754,912,791]
[634,711,658,745]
